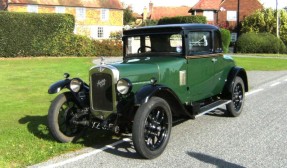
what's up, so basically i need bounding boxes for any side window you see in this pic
[188,31,212,55]
[214,30,223,53]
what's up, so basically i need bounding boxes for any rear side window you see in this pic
[214,30,223,53]
[188,32,212,55]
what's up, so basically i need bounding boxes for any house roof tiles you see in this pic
[149,6,191,20]
[8,0,123,9]
[190,0,223,11]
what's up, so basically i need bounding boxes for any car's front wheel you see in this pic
[132,97,172,159]
[48,92,85,142]
[226,77,245,117]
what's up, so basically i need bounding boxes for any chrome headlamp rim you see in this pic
[70,78,82,93]
[116,78,132,95]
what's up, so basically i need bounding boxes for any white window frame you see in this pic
[27,5,38,13]
[227,11,237,21]
[101,9,109,21]
[203,11,214,21]
[76,7,86,20]
[55,6,65,13]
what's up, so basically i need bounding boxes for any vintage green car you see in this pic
[48,24,248,159]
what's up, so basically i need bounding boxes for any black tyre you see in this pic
[48,92,84,142]
[132,97,172,159]
[226,77,245,117]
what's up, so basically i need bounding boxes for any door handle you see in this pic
[212,58,217,63]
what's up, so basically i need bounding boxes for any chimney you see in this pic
[0,0,8,10]
[149,1,153,14]
[143,6,148,20]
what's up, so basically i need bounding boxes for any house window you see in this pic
[227,11,237,21]
[231,33,237,43]
[101,9,109,21]
[27,5,38,13]
[98,27,104,38]
[203,11,214,21]
[76,7,86,20]
[55,6,65,13]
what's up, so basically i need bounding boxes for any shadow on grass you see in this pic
[18,115,137,158]
[18,115,54,141]
[187,151,245,168]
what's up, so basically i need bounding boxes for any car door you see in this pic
[186,31,216,102]
[211,30,231,95]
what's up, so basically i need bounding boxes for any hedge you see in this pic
[220,29,231,53]
[236,32,286,54]
[0,11,74,57]
[158,16,207,25]
[0,12,123,57]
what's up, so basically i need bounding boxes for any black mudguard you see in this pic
[134,84,193,118]
[48,79,70,94]
[223,67,249,98]
[48,79,90,108]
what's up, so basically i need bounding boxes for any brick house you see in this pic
[7,0,123,39]
[189,0,263,29]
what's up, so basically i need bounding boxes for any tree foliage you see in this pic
[241,8,287,45]
[123,7,136,25]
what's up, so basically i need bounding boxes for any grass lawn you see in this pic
[232,56,287,71]
[0,56,286,167]
[232,53,287,58]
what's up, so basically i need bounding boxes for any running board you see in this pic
[195,100,231,118]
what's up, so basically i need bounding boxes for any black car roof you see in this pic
[123,24,219,36]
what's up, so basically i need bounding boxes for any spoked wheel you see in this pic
[133,97,172,159]
[48,92,85,142]
[226,77,245,117]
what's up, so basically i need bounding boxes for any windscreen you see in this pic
[125,33,183,57]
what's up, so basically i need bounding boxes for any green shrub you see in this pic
[93,40,122,56]
[158,16,207,25]
[220,29,231,53]
[236,32,286,53]
[0,11,74,57]
[109,31,122,40]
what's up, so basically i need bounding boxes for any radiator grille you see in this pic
[91,73,113,111]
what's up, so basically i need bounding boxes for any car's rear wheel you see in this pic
[132,97,172,159]
[226,77,245,117]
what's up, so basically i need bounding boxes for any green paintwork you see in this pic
[187,55,234,101]
[111,57,188,102]
[110,55,235,103]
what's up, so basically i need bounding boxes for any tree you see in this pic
[241,8,287,45]
[123,7,136,25]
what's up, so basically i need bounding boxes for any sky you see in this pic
[121,0,286,13]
